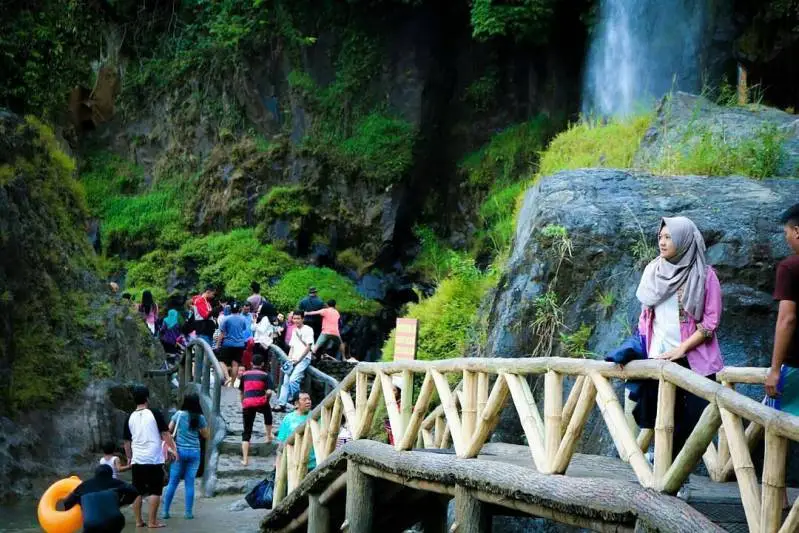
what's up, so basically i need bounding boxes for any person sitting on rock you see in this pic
[305,299,342,360]
[636,216,724,459]
[64,464,138,533]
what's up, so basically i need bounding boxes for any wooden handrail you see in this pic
[271,357,799,533]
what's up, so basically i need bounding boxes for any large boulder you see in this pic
[636,92,799,176]
[484,169,799,445]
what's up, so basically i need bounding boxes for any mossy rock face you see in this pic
[0,110,157,413]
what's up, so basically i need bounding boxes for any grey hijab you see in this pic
[636,216,707,320]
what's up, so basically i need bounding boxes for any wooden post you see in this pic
[654,379,675,489]
[591,373,654,488]
[544,371,563,471]
[504,373,547,472]
[345,461,374,532]
[462,370,478,444]
[308,493,331,533]
[551,378,596,473]
[431,369,465,456]
[340,390,358,440]
[309,418,324,462]
[297,425,313,480]
[286,443,297,491]
[464,374,510,457]
[398,371,435,450]
[661,403,721,494]
[477,372,489,420]
[637,428,654,452]
[325,396,344,455]
[434,416,446,448]
[780,499,799,533]
[379,371,403,445]
[453,485,490,533]
[737,63,748,105]
[272,447,288,508]
[715,381,733,480]
[356,372,368,422]
[720,421,763,481]
[719,407,761,532]
[400,369,414,436]
[355,374,383,439]
[761,430,788,533]
[561,376,585,435]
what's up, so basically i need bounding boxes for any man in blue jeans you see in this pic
[274,311,315,412]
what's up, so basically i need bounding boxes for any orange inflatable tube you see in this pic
[38,476,83,533]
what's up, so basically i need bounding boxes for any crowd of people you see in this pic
[72,203,799,531]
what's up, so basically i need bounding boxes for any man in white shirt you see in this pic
[123,385,177,529]
[275,311,315,411]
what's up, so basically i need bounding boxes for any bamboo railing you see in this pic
[272,357,799,533]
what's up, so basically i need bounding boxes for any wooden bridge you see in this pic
[262,357,799,533]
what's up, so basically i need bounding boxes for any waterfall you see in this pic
[583,0,709,116]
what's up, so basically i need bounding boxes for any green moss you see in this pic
[339,112,416,186]
[256,185,312,219]
[460,115,552,188]
[1,115,97,410]
[267,267,380,316]
[538,114,653,176]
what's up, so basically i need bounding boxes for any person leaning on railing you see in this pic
[766,203,799,414]
[635,216,724,459]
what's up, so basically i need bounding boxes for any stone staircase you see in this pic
[214,386,284,496]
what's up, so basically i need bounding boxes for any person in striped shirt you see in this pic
[239,353,274,466]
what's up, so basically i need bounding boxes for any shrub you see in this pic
[179,229,298,298]
[125,249,181,304]
[381,273,493,362]
[337,248,371,275]
[267,267,380,316]
[473,180,530,257]
[538,114,653,176]
[409,226,459,284]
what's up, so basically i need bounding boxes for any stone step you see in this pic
[220,436,277,457]
[216,476,263,496]
[216,453,275,479]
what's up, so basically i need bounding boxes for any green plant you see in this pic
[538,114,653,176]
[651,121,786,179]
[409,227,456,283]
[339,112,417,186]
[463,71,500,111]
[530,290,564,357]
[560,324,593,358]
[473,181,530,257]
[597,290,615,312]
[470,0,557,42]
[267,267,380,316]
[540,224,573,276]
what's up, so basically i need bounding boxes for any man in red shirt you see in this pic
[191,285,216,345]
[766,204,799,415]
[306,299,342,360]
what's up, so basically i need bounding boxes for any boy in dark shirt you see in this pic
[63,464,138,533]
[766,203,799,414]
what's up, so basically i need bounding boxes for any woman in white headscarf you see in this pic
[636,216,724,457]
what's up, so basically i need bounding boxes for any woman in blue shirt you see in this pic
[162,393,209,520]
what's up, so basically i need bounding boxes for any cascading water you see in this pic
[583,0,710,116]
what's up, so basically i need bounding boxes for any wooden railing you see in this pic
[272,357,799,533]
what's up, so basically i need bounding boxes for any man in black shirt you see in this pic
[298,287,324,339]
[63,464,138,533]
[766,203,799,415]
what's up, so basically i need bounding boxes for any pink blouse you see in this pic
[638,266,724,377]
